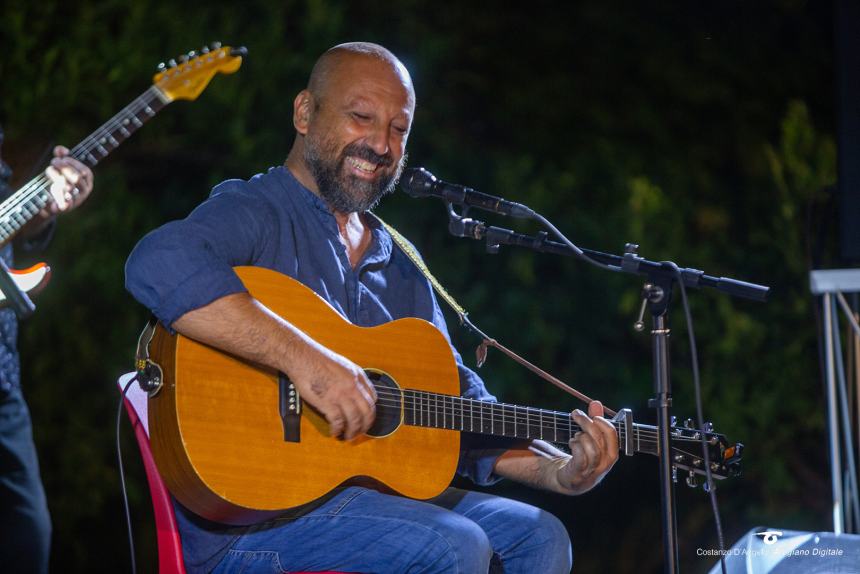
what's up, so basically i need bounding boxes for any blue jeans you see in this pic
[211,486,572,573]
[0,387,51,574]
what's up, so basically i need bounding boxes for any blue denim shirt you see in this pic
[125,166,514,573]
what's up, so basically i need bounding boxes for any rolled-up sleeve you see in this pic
[125,181,276,328]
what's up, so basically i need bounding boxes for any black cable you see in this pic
[671,265,728,574]
[531,210,729,574]
[116,374,139,574]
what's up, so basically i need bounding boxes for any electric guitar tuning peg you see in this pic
[178,54,189,64]
[157,62,166,71]
[187,50,196,59]
[210,41,222,50]
[168,58,178,68]
[201,46,210,54]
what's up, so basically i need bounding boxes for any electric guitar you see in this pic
[145,266,743,525]
[0,43,245,303]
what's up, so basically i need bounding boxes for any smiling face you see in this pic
[292,48,415,214]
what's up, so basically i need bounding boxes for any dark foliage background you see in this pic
[0,1,843,572]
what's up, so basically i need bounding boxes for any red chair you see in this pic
[118,373,350,574]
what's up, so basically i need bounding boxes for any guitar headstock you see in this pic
[669,419,743,485]
[154,42,246,102]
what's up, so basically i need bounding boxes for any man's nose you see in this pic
[364,124,391,158]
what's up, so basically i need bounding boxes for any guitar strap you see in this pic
[374,215,616,416]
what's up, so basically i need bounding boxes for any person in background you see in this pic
[0,125,94,574]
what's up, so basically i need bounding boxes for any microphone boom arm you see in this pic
[445,203,769,302]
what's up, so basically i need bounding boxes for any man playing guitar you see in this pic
[126,42,617,573]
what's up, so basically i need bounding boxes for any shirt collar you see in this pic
[277,166,394,270]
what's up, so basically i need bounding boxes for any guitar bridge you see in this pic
[279,373,301,442]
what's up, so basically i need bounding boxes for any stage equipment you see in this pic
[810,270,860,534]
[402,169,770,574]
[707,527,860,573]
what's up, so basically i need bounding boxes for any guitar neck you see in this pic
[401,389,659,456]
[0,85,170,245]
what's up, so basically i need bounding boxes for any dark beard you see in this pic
[304,136,405,214]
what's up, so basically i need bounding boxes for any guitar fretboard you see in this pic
[0,85,169,244]
[399,388,655,455]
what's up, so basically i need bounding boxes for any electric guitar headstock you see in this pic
[154,42,246,102]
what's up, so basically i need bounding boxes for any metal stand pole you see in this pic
[824,294,845,534]
[644,281,679,573]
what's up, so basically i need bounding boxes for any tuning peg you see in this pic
[210,41,222,50]
[685,471,699,488]
[702,421,713,432]
[201,46,210,54]
[684,418,695,429]
[178,54,189,64]
[670,415,677,427]
[157,62,166,71]
[187,50,197,59]
[168,58,178,68]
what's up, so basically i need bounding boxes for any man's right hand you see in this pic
[288,347,377,440]
[171,292,379,442]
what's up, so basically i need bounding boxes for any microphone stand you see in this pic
[446,204,768,574]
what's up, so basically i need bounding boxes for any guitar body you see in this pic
[0,263,51,306]
[149,266,462,525]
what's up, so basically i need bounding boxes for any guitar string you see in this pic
[0,86,163,231]
[364,390,713,447]
[367,399,713,462]
[6,85,160,204]
[370,387,698,440]
[370,402,720,458]
[352,396,716,461]
[0,87,159,211]
[372,394,697,445]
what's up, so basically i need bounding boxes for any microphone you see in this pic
[400,167,535,219]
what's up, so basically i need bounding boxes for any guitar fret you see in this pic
[459,396,464,431]
[490,402,494,435]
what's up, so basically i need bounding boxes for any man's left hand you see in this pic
[43,145,93,215]
[557,400,619,493]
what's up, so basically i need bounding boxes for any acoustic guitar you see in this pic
[0,43,245,303]
[145,266,742,525]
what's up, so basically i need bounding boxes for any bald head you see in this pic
[307,42,415,108]
[284,42,415,215]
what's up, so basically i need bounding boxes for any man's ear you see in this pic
[293,90,313,135]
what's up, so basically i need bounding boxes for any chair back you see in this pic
[118,372,355,574]
[118,372,187,574]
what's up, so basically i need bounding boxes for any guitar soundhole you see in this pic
[365,370,402,438]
